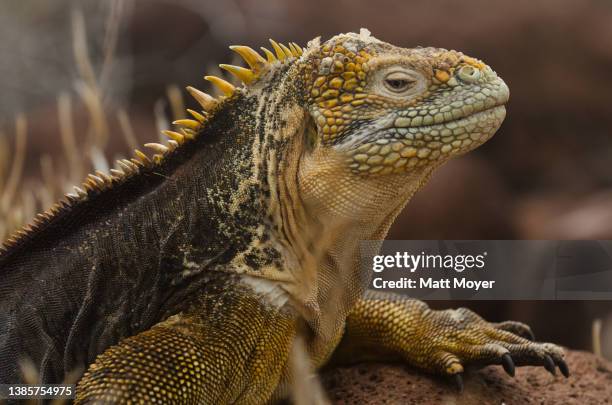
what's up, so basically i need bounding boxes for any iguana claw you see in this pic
[501,353,515,377]
[558,359,570,378]
[544,355,556,375]
[453,373,464,393]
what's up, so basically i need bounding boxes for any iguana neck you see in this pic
[258,98,438,335]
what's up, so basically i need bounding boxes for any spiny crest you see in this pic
[183,38,303,127]
[0,38,304,255]
[0,149,157,254]
[218,39,303,91]
[146,38,304,166]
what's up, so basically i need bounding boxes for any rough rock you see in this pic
[322,350,612,404]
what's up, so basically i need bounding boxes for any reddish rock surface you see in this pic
[322,350,612,404]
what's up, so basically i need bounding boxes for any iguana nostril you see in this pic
[457,65,481,83]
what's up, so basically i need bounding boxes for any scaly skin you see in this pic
[0,30,568,404]
[76,283,298,404]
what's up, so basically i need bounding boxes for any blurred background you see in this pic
[0,0,611,358]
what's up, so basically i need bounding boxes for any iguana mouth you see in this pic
[391,104,507,150]
[392,80,510,130]
[347,105,507,175]
[397,104,507,130]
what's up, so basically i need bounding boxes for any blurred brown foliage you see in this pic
[1,0,611,356]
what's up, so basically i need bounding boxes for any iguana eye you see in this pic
[384,72,415,93]
[373,67,426,99]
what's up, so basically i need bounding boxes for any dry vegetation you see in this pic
[0,4,183,243]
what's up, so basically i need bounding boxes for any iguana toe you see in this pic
[492,320,536,341]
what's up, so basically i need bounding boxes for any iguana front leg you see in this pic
[329,291,569,388]
[75,286,297,404]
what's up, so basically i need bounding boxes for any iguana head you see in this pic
[292,29,509,225]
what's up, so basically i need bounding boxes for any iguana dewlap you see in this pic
[0,29,568,404]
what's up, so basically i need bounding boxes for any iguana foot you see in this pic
[334,293,570,391]
[419,307,569,390]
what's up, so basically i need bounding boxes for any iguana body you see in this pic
[0,30,568,404]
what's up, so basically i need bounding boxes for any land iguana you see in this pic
[0,29,569,404]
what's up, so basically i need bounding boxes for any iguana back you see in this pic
[0,99,257,384]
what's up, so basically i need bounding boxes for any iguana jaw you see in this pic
[343,103,507,175]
